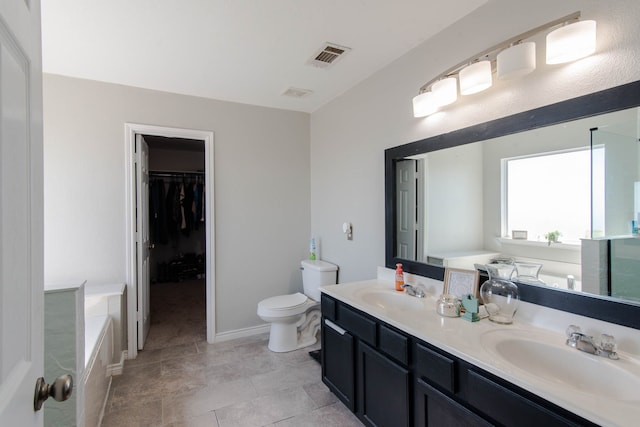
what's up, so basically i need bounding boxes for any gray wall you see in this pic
[43,0,640,336]
[43,76,310,333]
[310,0,640,283]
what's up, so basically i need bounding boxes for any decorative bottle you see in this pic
[395,263,404,291]
[480,263,520,324]
[309,237,317,260]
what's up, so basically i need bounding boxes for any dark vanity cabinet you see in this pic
[414,379,492,427]
[321,319,355,410]
[413,341,491,426]
[321,294,599,427]
[358,337,411,427]
[321,294,410,426]
[458,364,598,427]
[321,296,356,410]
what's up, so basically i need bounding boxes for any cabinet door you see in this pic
[322,319,356,411]
[359,342,411,427]
[415,378,493,427]
[464,369,589,427]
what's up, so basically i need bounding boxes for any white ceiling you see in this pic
[41,0,487,113]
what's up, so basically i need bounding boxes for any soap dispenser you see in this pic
[395,263,405,291]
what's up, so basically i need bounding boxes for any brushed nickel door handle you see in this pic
[34,374,73,411]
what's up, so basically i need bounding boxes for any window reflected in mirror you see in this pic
[504,148,594,245]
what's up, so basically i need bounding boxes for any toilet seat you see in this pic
[260,292,308,310]
[257,292,316,317]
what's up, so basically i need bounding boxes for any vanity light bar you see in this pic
[413,12,596,118]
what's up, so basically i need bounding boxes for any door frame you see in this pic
[124,123,215,359]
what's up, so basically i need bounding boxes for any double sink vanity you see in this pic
[343,80,640,426]
[320,275,640,427]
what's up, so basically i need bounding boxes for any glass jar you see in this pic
[513,262,545,285]
[436,294,461,317]
[480,263,520,324]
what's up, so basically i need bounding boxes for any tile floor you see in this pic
[100,279,362,427]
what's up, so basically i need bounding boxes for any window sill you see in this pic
[497,238,581,251]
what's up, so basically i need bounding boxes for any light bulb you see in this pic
[546,20,596,64]
[431,77,457,107]
[459,60,492,95]
[497,42,536,80]
[412,91,438,117]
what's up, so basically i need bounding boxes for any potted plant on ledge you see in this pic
[544,230,562,246]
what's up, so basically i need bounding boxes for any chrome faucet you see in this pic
[565,325,619,360]
[401,283,425,298]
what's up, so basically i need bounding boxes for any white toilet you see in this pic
[257,259,338,352]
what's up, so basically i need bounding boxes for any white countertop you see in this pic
[321,279,640,427]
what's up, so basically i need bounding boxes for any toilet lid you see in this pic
[259,292,308,310]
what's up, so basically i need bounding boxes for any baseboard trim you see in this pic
[107,350,127,376]
[213,324,270,343]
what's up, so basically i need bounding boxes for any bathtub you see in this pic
[537,273,582,291]
[44,283,125,427]
[84,283,127,374]
[83,283,126,427]
[44,283,85,427]
[83,314,113,427]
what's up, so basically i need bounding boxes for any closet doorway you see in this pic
[125,124,215,359]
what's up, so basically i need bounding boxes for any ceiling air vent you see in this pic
[308,42,351,69]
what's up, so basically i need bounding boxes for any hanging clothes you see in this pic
[150,179,168,244]
[165,182,180,245]
[196,182,204,225]
[179,183,186,231]
[192,182,200,229]
[149,171,205,244]
[181,180,195,236]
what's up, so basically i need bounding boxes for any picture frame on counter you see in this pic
[443,267,480,299]
[512,230,528,240]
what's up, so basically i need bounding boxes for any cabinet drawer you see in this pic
[415,342,456,393]
[415,378,492,427]
[337,304,377,346]
[466,369,582,427]
[379,324,409,366]
[321,294,336,320]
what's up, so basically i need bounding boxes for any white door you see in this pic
[396,159,418,260]
[135,135,151,350]
[0,0,45,426]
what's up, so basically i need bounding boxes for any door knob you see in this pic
[148,242,155,250]
[34,374,73,411]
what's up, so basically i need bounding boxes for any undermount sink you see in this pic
[356,289,427,312]
[481,329,640,401]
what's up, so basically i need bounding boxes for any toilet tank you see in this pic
[301,259,338,301]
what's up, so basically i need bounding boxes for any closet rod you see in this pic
[149,170,205,178]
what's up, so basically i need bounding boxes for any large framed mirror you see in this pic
[385,80,640,329]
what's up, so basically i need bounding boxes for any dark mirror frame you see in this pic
[385,80,640,330]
